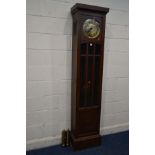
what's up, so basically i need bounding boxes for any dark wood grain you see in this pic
[71,3,109,150]
[71,3,109,15]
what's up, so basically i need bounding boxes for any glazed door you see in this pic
[80,43,101,107]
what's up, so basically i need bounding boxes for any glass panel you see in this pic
[88,43,94,55]
[87,56,93,106]
[87,56,93,82]
[95,44,101,55]
[80,44,101,107]
[80,56,86,106]
[94,56,100,104]
[81,43,87,55]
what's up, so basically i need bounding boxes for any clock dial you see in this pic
[83,19,100,39]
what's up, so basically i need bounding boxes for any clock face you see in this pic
[83,19,100,39]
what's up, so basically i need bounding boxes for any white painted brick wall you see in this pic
[27,33,72,50]
[26,0,129,150]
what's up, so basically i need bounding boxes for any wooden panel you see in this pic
[77,107,100,136]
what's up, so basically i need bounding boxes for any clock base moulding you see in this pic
[70,132,101,150]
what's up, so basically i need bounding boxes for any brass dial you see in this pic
[83,19,100,39]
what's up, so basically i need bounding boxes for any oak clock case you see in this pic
[71,3,109,150]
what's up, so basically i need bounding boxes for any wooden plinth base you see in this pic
[70,133,101,150]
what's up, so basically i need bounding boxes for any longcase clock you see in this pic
[70,3,109,150]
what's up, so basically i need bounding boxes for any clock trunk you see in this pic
[70,3,109,150]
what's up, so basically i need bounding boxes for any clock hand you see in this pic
[87,27,93,33]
